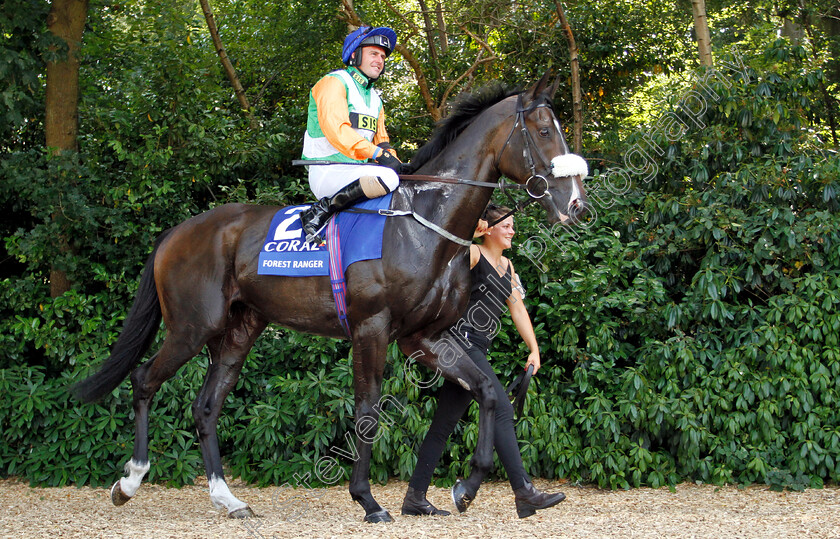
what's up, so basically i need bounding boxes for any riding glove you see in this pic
[374,148,402,173]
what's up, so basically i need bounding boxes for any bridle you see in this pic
[402,92,563,226]
[494,92,556,201]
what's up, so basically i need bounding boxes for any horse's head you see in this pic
[495,72,589,225]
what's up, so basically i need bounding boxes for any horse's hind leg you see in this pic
[110,334,207,506]
[193,307,266,518]
[398,332,497,512]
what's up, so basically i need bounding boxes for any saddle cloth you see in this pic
[258,193,392,277]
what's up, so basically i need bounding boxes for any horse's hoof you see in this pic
[451,479,474,513]
[110,481,132,506]
[228,506,256,519]
[364,509,393,523]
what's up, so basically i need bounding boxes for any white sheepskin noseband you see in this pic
[551,154,588,178]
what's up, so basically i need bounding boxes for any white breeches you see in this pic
[308,164,399,200]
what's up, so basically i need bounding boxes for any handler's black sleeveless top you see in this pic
[460,250,513,352]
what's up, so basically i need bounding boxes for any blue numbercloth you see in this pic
[257,193,391,276]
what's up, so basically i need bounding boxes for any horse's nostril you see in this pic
[569,198,587,217]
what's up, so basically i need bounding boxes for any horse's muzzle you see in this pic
[540,189,586,225]
[552,194,588,225]
[548,154,589,225]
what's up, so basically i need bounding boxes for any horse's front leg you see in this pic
[398,330,497,512]
[348,322,392,523]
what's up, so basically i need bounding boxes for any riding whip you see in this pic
[506,364,535,419]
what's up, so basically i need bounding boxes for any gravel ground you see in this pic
[1,477,839,538]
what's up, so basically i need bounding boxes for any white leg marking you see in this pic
[209,475,249,512]
[119,458,150,498]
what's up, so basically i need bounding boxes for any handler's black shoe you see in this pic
[513,481,566,519]
[401,487,451,516]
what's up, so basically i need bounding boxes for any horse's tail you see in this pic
[71,229,173,403]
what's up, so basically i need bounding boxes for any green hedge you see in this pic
[1,40,839,492]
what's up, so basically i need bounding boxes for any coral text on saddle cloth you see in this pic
[259,206,329,276]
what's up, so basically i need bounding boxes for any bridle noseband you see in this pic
[487,93,562,225]
[494,92,556,196]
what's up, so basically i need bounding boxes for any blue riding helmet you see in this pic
[342,26,398,66]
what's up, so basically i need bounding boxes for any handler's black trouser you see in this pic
[408,340,530,492]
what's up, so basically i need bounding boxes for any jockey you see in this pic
[299,25,402,243]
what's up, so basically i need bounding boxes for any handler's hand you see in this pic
[525,350,541,374]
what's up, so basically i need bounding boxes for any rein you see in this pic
[292,92,559,239]
[340,172,541,244]
[291,166,546,230]
[398,174,542,227]
[398,174,517,190]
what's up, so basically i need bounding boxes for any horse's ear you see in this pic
[523,70,555,106]
[547,74,562,99]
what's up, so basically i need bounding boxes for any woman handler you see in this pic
[401,204,566,519]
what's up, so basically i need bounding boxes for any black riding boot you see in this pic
[300,180,367,243]
[401,487,451,516]
[512,481,566,519]
[299,198,330,243]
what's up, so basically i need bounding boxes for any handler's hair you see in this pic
[482,203,513,226]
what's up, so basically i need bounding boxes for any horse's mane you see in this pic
[403,83,520,173]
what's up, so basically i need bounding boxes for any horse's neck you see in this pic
[422,126,502,182]
[416,140,500,238]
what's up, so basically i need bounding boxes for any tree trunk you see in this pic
[780,18,804,46]
[691,0,713,67]
[417,0,440,78]
[397,44,442,121]
[45,0,88,297]
[803,4,839,149]
[198,0,258,130]
[435,1,448,53]
[555,1,583,154]
[822,5,840,87]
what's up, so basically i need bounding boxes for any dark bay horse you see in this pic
[71,72,589,522]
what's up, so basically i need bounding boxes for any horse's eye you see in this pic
[539,128,550,138]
